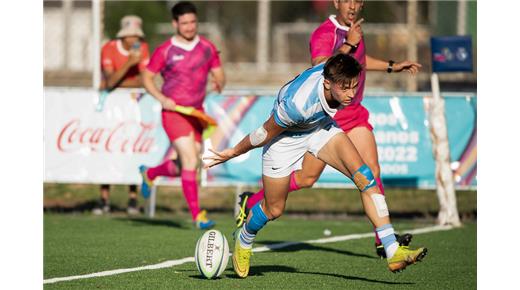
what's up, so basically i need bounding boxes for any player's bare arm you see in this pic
[103,65,132,89]
[339,18,363,54]
[115,77,143,88]
[104,69,143,89]
[204,115,285,168]
[366,55,422,75]
[311,56,329,66]
[142,69,177,111]
[209,67,226,93]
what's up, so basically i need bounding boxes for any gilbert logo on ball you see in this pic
[194,229,229,279]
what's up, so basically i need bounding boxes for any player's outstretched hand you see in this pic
[203,148,236,169]
[393,61,422,75]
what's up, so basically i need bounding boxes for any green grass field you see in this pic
[44,213,476,289]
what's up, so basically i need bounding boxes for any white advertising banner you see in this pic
[45,88,476,188]
[44,88,170,184]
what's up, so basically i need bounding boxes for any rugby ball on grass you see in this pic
[194,229,229,279]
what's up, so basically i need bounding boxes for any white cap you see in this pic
[116,15,145,38]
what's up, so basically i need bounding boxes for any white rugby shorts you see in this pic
[262,124,343,178]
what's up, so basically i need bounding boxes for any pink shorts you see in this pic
[333,104,374,133]
[161,111,203,143]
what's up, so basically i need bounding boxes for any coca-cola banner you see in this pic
[45,88,476,189]
[45,88,170,184]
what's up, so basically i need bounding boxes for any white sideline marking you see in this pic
[44,224,453,284]
[44,257,194,284]
[253,224,453,253]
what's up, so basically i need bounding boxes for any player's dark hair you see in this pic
[171,1,197,21]
[323,54,363,85]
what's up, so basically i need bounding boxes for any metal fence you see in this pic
[44,0,477,91]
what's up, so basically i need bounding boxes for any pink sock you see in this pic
[181,170,200,220]
[289,171,300,192]
[246,188,264,209]
[374,177,385,244]
[147,159,178,180]
[376,177,385,196]
[246,171,301,209]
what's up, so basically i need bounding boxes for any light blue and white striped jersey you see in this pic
[272,63,339,134]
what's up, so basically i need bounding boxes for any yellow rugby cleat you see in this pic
[235,192,253,228]
[387,246,427,273]
[232,231,252,278]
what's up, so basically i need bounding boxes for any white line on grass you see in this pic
[44,224,453,284]
[43,257,195,284]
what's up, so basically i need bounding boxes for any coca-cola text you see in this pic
[57,119,157,154]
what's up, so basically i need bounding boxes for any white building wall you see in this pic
[44,6,93,72]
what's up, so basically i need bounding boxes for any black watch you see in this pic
[344,41,358,51]
[387,60,395,73]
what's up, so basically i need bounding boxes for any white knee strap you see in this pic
[370,194,389,217]
[249,125,267,146]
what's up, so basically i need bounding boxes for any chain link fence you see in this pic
[44,0,476,91]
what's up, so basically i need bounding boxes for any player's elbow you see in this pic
[106,77,118,89]
[142,77,155,92]
[219,74,226,87]
[142,71,154,84]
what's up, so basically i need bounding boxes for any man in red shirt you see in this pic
[101,15,150,90]
[93,15,150,215]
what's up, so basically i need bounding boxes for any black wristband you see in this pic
[387,60,395,73]
[344,41,358,50]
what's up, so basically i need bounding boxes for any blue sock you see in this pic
[375,224,399,258]
[239,203,269,249]
[246,203,269,234]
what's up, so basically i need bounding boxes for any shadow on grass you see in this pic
[188,274,227,280]
[219,265,413,285]
[43,200,100,213]
[43,199,174,215]
[113,217,187,229]
[255,240,374,259]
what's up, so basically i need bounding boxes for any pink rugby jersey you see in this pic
[309,15,366,106]
[146,35,221,109]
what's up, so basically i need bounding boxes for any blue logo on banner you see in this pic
[431,36,473,72]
